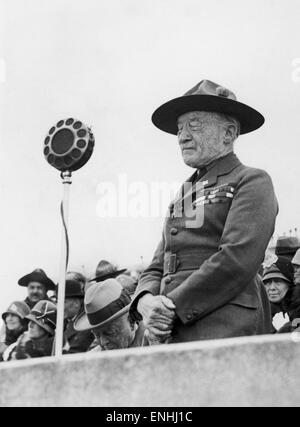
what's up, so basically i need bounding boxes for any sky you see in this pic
[0,0,300,314]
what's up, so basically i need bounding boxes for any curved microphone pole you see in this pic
[55,170,72,358]
[44,118,95,358]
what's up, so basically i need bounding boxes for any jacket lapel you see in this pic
[175,153,242,210]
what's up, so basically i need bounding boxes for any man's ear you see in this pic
[224,124,236,145]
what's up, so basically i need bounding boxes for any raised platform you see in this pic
[0,334,299,407]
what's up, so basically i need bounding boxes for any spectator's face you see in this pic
[28,320,47,339]
[64,298,81,319]
[92,315,135,350]
[293,264,300,285]
[177,111,226,168]
[27,282,47,303]
[263,278,290,303]
[5,314,22,331]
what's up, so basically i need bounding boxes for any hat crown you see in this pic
[263,256,294,283]
[85,279,124,314]
[95,260,117,277]
[3,301,30,320]
[30,300,57,323]
[292,248,300,265]
[184,79,237,101]
[65,279,84,298]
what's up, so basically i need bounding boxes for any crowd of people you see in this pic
[0,235,300,362]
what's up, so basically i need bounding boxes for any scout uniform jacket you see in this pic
[131,153,278,342]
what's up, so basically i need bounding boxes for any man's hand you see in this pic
[137,293,176,343]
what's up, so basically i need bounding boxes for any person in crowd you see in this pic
[291,248,300,286]
[74,279,144,351]
[0,301,30,361]
[275,236,300,261]
[130,79,277,344]
[116,274,138,296]
[262,256,295,331]
[18,268,57,309]
[63,279,94,354]
[89,260,126,283]
[4,300,57,361]
[66,271,86,292]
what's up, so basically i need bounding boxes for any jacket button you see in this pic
[186,314,192,320]
[170,227,178,235]
[165,276,172,284]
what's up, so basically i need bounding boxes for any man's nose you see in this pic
[178,124,192,143]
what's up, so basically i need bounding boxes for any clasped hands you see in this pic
[137,293,176,344]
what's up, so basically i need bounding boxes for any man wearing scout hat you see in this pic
[74,279,144,351]
[18,268,56,310]
[130,79,278,343]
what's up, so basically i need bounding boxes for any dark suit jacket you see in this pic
[63,309,94,354]
[131,153,278,342]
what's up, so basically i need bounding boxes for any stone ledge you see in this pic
[0,334,299,407]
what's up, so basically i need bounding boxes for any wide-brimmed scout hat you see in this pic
[262,256,294,285]
[18,268,56,291]
[26,300,57,336]
[2,301,30,321]
[151,79,264,135]
[90,260,127,283]
[275,236,300,258]
[74,279,131,331]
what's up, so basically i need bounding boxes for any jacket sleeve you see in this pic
[167,168,278,325]
[129,234,165,321]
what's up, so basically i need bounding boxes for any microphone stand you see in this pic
[55,170,72,358]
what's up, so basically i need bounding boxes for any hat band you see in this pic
[87,288,131,326]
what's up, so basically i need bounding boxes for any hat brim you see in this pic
[152,94,265,135]
[18,272,56,291]
[26,314,55,335]
[74,304,130,332]
[2,310,27,322]
[262,272,292,284]
[90,269,127,283]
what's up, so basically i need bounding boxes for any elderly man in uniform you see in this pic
[130,79,278,344]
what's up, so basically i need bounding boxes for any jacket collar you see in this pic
[172,152,241,209]
[199,152,242,187]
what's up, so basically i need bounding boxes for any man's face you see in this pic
[92,314,135,350]
[64,298,81,319]
[27,281,47,303]
[263,278,290,303]
[177,111,227,168]
[293,264,300,285]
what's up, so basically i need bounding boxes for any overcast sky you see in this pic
[0,0,300,313]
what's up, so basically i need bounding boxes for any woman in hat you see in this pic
[262,256,297,331]
[0,301,30,361]
[4,300,57,361]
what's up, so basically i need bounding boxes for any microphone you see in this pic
[44,118,95,172]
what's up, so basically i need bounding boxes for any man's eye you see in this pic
[189,120,202,128]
